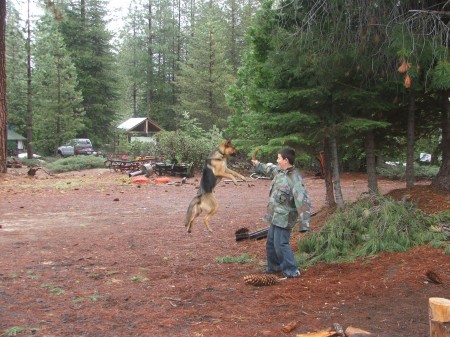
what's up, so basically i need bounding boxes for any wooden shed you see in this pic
[7,129,26,155]
[117,117,163,142]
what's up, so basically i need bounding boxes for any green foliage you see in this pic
[298,195,448,267]
[59,0,118,145]
[430,60,450,90]
[45,156,106,174]
[176,111,208,139]
[175,1,234,130]
[154,130,223,170]
[32,12,85,156]
[3,326,27,336]
[128,140,157,159]
[5,3,28,136]
[377,163,439,180]
[114,132,130,155]
[49,287,65,295]
[129,276,149,282]
[216,254,254,264]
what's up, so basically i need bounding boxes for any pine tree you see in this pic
[176,0,234,130]
[59,0,118,145]
[5,1,27,136]
[116,0,148,119]
[32,12,84,155]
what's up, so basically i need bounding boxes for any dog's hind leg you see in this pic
[185,196,202,233]
[201,194,219,232]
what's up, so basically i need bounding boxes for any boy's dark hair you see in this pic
[278,148,296,165]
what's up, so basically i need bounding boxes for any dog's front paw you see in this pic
[240,175,247,182]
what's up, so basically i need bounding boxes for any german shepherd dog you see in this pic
[185,140,246,233]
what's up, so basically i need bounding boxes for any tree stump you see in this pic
[430,298,450,337]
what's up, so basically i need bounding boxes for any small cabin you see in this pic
[117,117,163,142]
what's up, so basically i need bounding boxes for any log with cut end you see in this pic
[430,297,450,337]
[344,326,378,337]
[295,330,338,337]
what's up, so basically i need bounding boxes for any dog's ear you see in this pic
[226,138,232,144]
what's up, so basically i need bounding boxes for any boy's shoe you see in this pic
[283,270,301,278]
[299,223,310,233]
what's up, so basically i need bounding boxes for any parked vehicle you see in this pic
[57,139,96,157]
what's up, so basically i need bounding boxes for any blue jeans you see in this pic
[266,224,299,277]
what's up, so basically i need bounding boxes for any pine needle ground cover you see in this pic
[298,195,450,266]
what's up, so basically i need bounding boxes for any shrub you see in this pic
[154,130,223,171]
[45,156,106,174]
[128,140,157,159]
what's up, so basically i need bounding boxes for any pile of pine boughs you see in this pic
[298,195,450,267]
[376,163,439,180]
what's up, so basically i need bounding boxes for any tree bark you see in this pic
[406,90,415,188]
[323,137,335,207]
[431,90,450,193]
[26,0,33,159]
[147,0,153,110]
[0,0,7,173]
[365,129,378,194]
[330,135,344,209]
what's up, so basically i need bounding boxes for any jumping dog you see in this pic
[185,140,246,233]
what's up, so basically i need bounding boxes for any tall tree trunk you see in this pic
[80,0,85,21]
[229,0,238,74]
[0,0,7,173]
[26,0,33,159]
[365,129,378,194]
[132,23,137,117]
[56,53,61,155]
[406,90,415,188]
[431,90,450,193]
[147,1,153,112]
[323,137,335,207]
[331,135,344,209]
[177,0,181,64]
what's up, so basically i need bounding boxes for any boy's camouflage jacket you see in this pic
[255,162,311,230]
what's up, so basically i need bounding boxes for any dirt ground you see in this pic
[0,167,449,337]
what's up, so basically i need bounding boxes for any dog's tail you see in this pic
[252,147,260,160]
[185,195,201,227]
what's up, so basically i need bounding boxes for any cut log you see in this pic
[296,330,337,337]
[430,298,450,322]
[344,326,378,337]
[430,298,450,337]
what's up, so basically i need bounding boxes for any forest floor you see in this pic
[0,167,449,337]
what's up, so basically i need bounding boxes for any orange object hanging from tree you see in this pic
[398,57,412,73]
[404,74,411,88]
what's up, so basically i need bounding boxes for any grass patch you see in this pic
[2,327,38,336]
[41,283,65,295]
[49,287,65,295]
[72,293,101,303]
[129,276,149,282]
[216,254,254,264]
[298,195,449,267]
